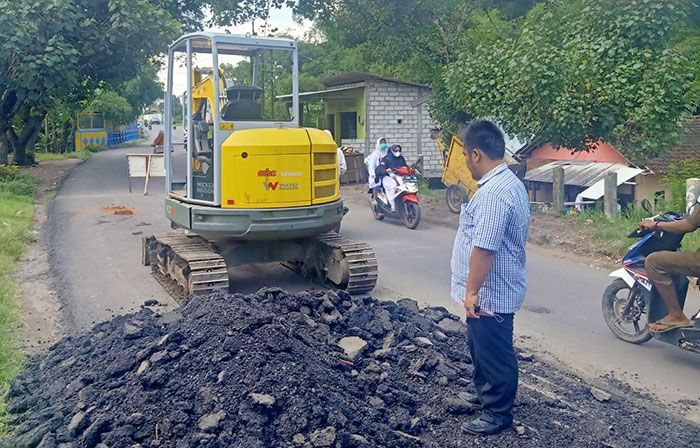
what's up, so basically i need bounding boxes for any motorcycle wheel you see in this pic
[402,201,421,229]
[446,185,468,214]
[602,279,652,344]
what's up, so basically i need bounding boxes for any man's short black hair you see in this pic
[461,120,506,160]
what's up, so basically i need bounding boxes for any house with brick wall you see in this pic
[286,72,444,177]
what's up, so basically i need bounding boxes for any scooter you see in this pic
[602,202,700,353]
[370,167,421,229]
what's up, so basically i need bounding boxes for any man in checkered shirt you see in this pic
[450,120,530,435]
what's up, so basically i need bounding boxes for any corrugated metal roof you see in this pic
[322,72,428,89]
[525,161,630,187]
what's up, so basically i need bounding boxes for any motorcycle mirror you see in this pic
[641,199,652,213]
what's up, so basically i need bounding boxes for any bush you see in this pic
[0,165,34,197]
[662,159,700,211]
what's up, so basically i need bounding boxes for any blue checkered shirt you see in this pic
[450,163,530,314]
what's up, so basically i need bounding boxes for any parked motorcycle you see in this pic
[370,167,421,229]
[602,202,700,353]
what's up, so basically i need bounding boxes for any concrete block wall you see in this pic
[366,80,443,178]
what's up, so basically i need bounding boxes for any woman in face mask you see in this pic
[375,144,412,212]
[365,137,388,205]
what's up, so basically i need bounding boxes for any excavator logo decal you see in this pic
[258,169,277,177]
[263,182,279,191]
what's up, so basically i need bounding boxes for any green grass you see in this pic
[0,172,35,432]
[34,151,89,161]
[576,207,700,257]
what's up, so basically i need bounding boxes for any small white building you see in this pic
[293,72,444,177]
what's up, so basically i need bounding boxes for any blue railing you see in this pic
[107,127,138,147]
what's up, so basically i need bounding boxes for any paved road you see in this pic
[51,130,700,423]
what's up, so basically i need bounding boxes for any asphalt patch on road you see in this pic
[3,289,697,447]
[100,205,136,216]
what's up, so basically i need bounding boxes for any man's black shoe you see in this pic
[461,392,482,406]
[461,413,511,435]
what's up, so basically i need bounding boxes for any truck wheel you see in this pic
[446,185,467,214]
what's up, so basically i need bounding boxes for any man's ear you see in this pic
[471,148,482,163]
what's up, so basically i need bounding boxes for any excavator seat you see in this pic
[221,86,263,121]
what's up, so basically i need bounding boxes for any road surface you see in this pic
[49,129,700,423]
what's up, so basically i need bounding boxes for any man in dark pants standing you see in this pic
[450,120,530,435]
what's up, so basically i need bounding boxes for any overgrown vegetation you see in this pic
[577,207,700,256]
[0,165,35,430]
[662,159,700,211]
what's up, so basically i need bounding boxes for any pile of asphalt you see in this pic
[3,289,697,448]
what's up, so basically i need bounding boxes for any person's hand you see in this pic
[464,291,480,319]
[414,169,422,175]
[639,219,657,231]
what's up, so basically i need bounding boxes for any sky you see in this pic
[158,6,312,96]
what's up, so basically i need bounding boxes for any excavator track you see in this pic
[142,234,230,303]
[291,232,379,295]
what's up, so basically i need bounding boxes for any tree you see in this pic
[84,90,134,129]
[0,0,178,164]
[443,0,697,162]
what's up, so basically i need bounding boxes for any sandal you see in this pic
[649,320,692,333]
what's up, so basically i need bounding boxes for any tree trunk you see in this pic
[0,135,8,165]
[11,108,45,165]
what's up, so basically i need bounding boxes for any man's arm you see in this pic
[640,206,700,233]
[464,247,496,318]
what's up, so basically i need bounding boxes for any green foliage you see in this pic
[575,206,700,256]
[662,159,700,211]
[0,190,34,427]
[443,0,697,163]
[0,0,180,164]
[0,165,34,197]
[85,90,134,128]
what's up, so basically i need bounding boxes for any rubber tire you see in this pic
[446,185,468,214]
[371,204,384,221]
[602,279,653,344]
[402,201,421,229]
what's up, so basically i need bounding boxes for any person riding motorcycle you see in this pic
[374,144,419,212]
[366,137,388,205]
[639,199,700,333]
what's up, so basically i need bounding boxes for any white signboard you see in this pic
[126,154,165,195]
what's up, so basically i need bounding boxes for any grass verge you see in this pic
[576,208,700,256]
[34,151,89,162]
[0,167,35,432]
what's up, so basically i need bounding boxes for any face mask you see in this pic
[379,143,389,152]
[392,150,401,157]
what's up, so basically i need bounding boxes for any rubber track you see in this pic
[313,232,378,294]
[146,233,229,302]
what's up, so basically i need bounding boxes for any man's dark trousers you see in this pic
[467,314,517,425]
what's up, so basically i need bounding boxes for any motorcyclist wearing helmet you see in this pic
[375,144,419,212]
[639,199,700,333]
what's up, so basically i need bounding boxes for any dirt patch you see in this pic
[100,205,136,216]
[4,289,697,447]
[14,159,83,354]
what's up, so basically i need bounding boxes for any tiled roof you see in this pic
[645,117,700,175]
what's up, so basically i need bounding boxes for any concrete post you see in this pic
[604,172,618,218]
[552,166,565,215]
[687,178,700,213]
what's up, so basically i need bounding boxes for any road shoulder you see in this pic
[14,158,84,353]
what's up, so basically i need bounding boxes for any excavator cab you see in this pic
[163,33,342,240]
[148,33,377,299]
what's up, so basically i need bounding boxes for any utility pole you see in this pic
[604,172,618,218]
[552,166,565,215]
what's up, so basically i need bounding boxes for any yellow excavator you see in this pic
[142,32,378,300]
